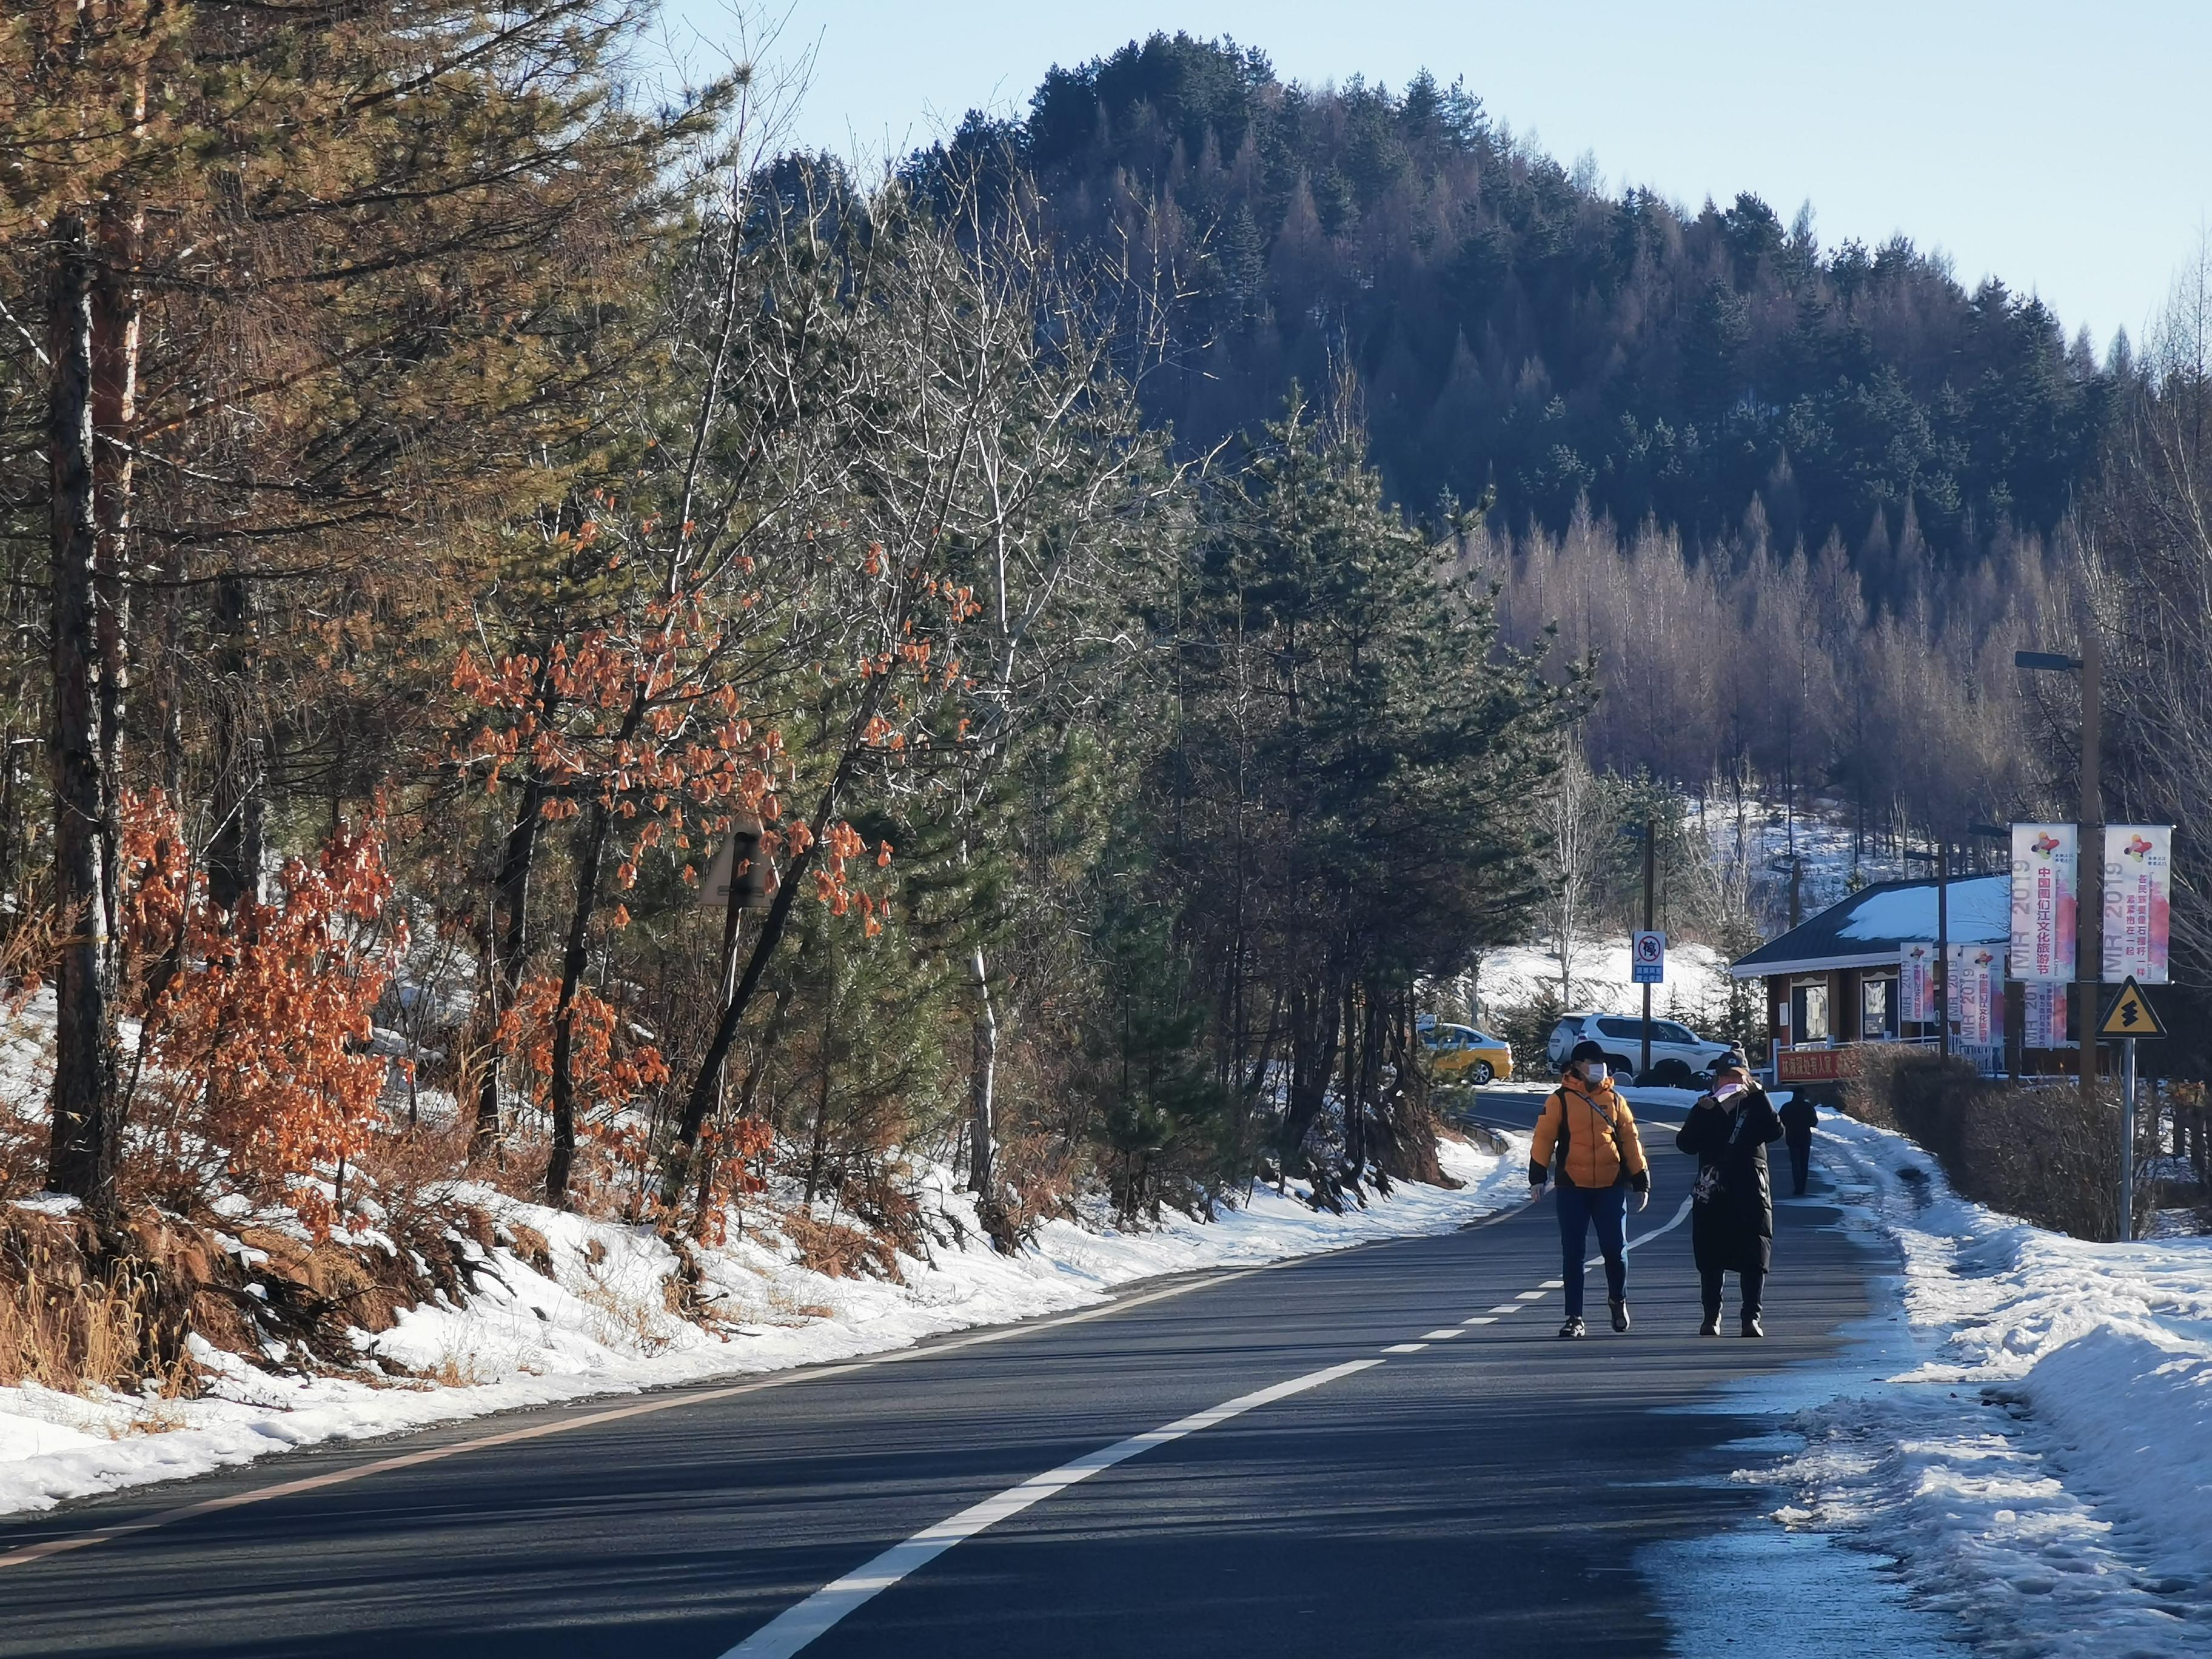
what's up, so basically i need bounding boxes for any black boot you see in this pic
[1610,1298,1631,1332]
[1742,1313,1765,1338]
[1698,1309,1721,1337]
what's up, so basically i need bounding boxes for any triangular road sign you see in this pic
[2097,976,2166,1040]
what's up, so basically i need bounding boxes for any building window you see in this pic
[1791,979,1830,1044]
[1862,977,1896,1041]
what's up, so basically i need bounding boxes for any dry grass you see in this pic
[351,1114,477,1233]
[780,1210,900,1281]
[576,1270,676,1355]
[0,1239,189,1397]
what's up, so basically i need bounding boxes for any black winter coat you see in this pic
[1677,1084,1785,1273]
[1778,1094,1819,1141]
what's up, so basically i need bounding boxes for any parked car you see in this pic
[1545,1011,1732,1080]
[1419,1022,1515,1085]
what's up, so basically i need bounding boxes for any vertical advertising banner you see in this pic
[1901,942,1936,1022]
[2102,825,2173,985]
[2009,823,2077,983]
[2025,980,2070,1048]
[1946,943,1997,1045]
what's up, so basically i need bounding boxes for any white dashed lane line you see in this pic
[718,1358,1383,1658]
[1421,1329,1463,1341]
[726,1195,1701,1657]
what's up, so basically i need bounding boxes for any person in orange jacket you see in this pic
[1530,1040,1652,1337]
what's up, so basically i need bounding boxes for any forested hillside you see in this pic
[937,33,2112,588]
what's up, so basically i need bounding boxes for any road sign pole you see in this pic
[2120,1036,2136,1243]
[1640,820,1655,1079]
[2080,628,2103,1104]
[1937,840,1950,1064]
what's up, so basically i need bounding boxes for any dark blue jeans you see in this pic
[1555,1182,1628,1318]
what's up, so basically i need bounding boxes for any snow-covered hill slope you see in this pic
[1476,936,1731,1025]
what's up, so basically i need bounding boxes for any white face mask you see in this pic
[1582,1061,1608,1084]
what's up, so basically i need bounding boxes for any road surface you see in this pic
[0,1088,1872,1658]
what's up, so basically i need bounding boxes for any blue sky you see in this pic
[657,1,2209,349]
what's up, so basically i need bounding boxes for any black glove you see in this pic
[1527,1161,1548,1189]
[1629,1167,1652,1196]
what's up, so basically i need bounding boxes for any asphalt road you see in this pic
[0,1088,1871,1658]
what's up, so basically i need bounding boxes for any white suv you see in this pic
[1546,1012,1732,1080]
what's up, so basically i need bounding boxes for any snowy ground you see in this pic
[1475,936,1732,1028]
[0,1131,1530,1518]
[1649,1110,2212,1658]
[1692,791,1920,928]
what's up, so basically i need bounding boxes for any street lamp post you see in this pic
[2015,642,2103,1102]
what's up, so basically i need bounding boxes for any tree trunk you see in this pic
[1341,971,1361,1178]
[660,677,891,1205]
[967,945,1000,1199]
[91,202,141,961]
[475,744,548,1156]
[45,215,118,1202]
[206,573,265,916]
[803,954,835,1207]
[543,797,614,1207]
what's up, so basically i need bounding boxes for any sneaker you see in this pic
[1698,1311,1721,1336]
[1558,1315,1586,1339]
[1609,1298,1631,1332]
[1741,1314,1765,1338]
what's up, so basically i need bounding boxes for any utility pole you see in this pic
[1640,818,1655,1079]
[1936,838,1951,1064]
[2078,625,2103,1104]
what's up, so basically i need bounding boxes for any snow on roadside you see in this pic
[1476,936,1730,1025]
[1719,1113,2212,1657]
[0,1129,1529,1519]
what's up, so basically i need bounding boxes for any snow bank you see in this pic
[1734,1113,2212,1655]
[0,1131,1529,1518]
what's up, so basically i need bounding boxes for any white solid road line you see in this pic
[717,1359,1384,1659]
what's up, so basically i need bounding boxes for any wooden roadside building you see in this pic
[1727,875,2071,1092]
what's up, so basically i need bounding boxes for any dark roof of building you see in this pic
[1729,874,2009,979]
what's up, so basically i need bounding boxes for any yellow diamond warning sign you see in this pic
[2097,977,2167,1040]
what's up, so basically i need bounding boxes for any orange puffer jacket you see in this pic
[1531,1076,1649,1188]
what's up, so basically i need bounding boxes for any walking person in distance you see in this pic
[1677,1053,1784,1336]
[1529,1040,1652,1338]
[1778,1090,1819,1196]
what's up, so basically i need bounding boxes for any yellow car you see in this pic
[1419,1022,1515,1085]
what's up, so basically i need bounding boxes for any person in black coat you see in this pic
[1676,1053,1784,1336]
[1777,1091,1820,1196]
